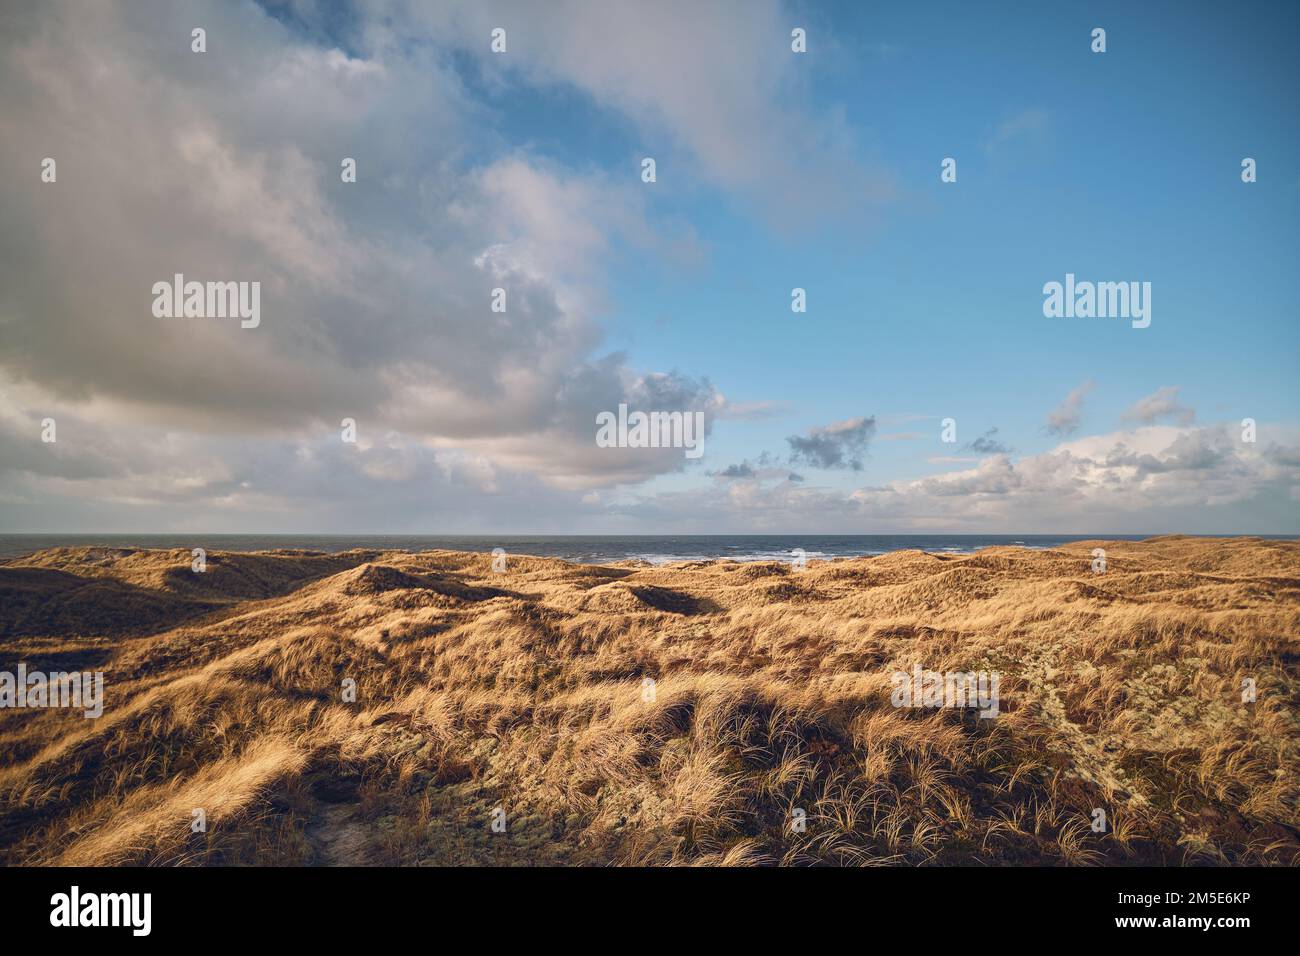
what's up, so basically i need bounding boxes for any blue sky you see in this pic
[0,0,1297,533]
[596,0,1300,493]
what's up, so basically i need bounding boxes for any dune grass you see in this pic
[0,536,1296,866]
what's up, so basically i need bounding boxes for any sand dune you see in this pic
[0,537,1297,866]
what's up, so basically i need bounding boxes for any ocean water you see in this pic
[0,533,1247,565]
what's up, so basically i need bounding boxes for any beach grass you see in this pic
[0,536,1296,866]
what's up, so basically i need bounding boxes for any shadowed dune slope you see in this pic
[0,537,1297,866]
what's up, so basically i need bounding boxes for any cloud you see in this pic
[607,424,1300,533]
[0,0,722,494]
[709,459,803,483]
[786,416,876,471]
[1045,380,1095,436]
[963,427,1012,455]
[7,377,1295,533]
[356,0,896,225]
[714,462,755,480]
[858,424,1299,529]
[1123,386,1195,426]
[0,385,605,533]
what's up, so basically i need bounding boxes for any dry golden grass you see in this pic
[0,536,1297,866]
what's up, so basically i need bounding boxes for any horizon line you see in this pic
[1,531,1294,539]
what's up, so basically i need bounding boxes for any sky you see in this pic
[0,0,1297,534]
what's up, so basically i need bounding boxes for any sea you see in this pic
[0,533,1272,565]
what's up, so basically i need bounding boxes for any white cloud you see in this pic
[0,0,718,494]
[1123,386,1196,426]
[360,0,895,223]
[604,424,1300,533]
[1045,380,1095,436]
